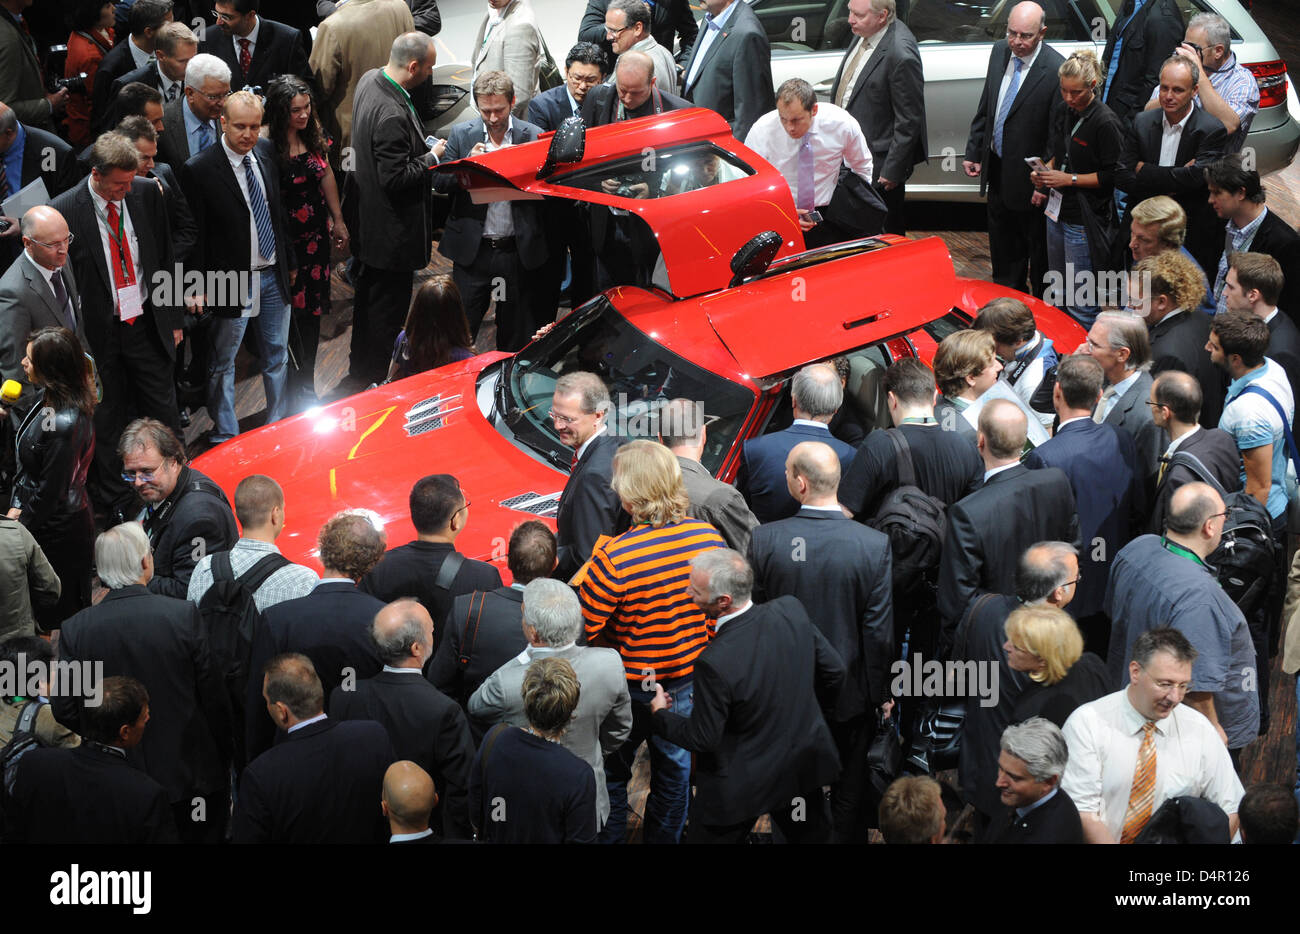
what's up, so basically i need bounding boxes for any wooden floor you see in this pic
[194,7,1300,834]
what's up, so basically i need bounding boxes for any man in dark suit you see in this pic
[1224,252,1300,398]
[937,399,1079,645]
[101,21,197,132]
[203,0,311,90]
[552,371,627,580]
[155,53,230,180]
[54,522,231,843]
[962,2,1063,297]
[382,760,441,843]
[6,676,178,844]
[1084,311,1167,493]
[1024,354,1141,652]
[346,32,440,384]
[579,0,697,67]
[0,105,83,268]
[233,652,395,843]
[650,549,844,843]
[1207,155,1300,320]
[329,599,474,839]
[427,520,550,711]
[1135,249,1223,428]
[51,132,182,513]
[527,41,607,131]
[659,398,758,554]
[245,512,386,761]
[1116,56,1227,273]
[830,0,926,235]
[179,90,294,443]
[89,0,172,131]
[360,473,503,645]
[579,51,690,127]
[434,70,548,352]
[737,363,855,524]
[1100,0,1184,122]
[118,115,197,267]
[747,441,891,843]
[0,206,87,427]
[986,717,1084,844]
[0,0,66,133]
[679,0,773,142]
[1147,370,1242,534]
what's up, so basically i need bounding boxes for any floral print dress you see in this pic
[281,149,332,316]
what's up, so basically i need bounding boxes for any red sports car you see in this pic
[193,109,1085,574]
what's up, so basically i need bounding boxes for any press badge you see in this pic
[117,285,144,323]
[1044,189,1062,222]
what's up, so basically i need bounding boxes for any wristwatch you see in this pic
[1071,174,1078,186]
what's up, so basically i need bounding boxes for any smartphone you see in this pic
[425,135,442,150]
[1024,156,1047,172]
[804,210,824,224]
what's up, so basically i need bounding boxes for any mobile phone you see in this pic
[425,135,442,149]
[0,218,9,234]
[805,210,824,224]
[1024,156,1047,172]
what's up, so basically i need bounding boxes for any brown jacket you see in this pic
[0,518,59,642]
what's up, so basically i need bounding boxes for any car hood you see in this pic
[192,357,567,575]
[437,107,803,297]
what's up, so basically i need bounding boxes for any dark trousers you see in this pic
[172,790,229,844]
[827,713,874,842]
[350,263,414,384]
[685,787,832,844]
[1248,512,1288,733]
[289,305,321,398]
[987,169,1048,297]
[89,313,180,514]
[454,240,535,353]
[878,179,907,236]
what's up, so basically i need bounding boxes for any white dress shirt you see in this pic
[743,101,873,208]
[155,62,182,103]
[994,43,1041,123]
[713,599,752,636]
[838,29,885,106]
[983,461,1019,483]
[685,0,740,90]
[1061,688,1244,841]
[1099,369,1141,421]
[87,176,144,313]
[287,711,328,733]
[1163,423,1200,458]
[22,250,74,327]
[1159,107,1193,166]
[128,35,152,70]
[221,135,275,315]
[231,17,261,75]
[482,117,515,237]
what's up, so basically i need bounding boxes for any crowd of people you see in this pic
[1,0,1300,845]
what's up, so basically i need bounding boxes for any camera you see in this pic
[54,73,88,93]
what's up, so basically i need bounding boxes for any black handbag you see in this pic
[866,707,903,795]
[824,164,888,239]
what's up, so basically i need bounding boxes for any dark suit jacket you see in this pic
[679,0,774,141]
[555,433,628,580]
[0,254,86,427]
[53,585,231,802]
[1102,369,1167,496]
[652,596,845,824]
[1100,0,1185,121]
[679,456,758,554]
[965,40,1065,208]
[178,137,293,316]
[1267,312,1300,401]
[1149,309,1224,428]
[19,124,82,197]
[232,717,394,843]
[737,422,855,524]
[427,585,528,708]
[5,743,178,843]
[141,465,239,599]
[526,84,578,132]
[579,83,691,128]
[359,540,502,652]
[830,19,927,185]
[201,17,312,90]
[579,0,697,65]
[937,464,1079,642]
[150,162,198,267]
[432,116,548,271]
[748,507,892,721]
[1024,418,1142,618]
[101,61,167,134]
[50,175,182,363]
[1116,106,1227,272]
[1250,209,1300,321]
[246,581,385,760]
[348,68,438,272]
[1149,426,1243,534]
[985,787,1085,844]
[329,670,475,839]
[90,37,147,131]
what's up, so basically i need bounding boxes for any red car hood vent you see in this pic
[403,393,464,436]
[499,491,561,519]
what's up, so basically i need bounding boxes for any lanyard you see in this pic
[1060,113,1088,173]
[1003,334,1044,385]
[1161,537,1208,569]
[617,87,663,122]
[381,70,419,117]
[95,200,133,282]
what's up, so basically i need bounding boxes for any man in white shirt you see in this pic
[744,78,873,248]
[1062,626,1244,843]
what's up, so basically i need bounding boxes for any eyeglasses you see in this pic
[455,501,471,516]
[568,74,602,86]
[121,463,167,483]
[604,23,630,37]
[1064,574,1083,587]
[548,410,583,426]
[1208,510,1229,522]
[1141,666,1192,693]
[27,233,75,249]
[212,9,239,22]
[1145,400,1167,410]
[1006,28,1040,41]
[194,88,230,103]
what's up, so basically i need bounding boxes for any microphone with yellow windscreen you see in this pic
[0,380,20,407]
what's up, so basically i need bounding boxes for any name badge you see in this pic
[117,284,144,323]
[1044,189,1062,222]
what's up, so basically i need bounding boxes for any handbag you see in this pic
[536,30,561,92]
[866,707,902,795]
[824,164,888,239]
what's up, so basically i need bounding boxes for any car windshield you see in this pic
[550,142,754,200]
[501,297,755,475]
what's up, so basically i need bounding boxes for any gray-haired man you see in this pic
[986,717,1083,843]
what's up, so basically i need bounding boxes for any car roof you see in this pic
[437,107,805,297]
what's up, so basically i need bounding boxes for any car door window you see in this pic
[550,143,753,200]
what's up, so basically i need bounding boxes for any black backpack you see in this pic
[867,429,947,595]
[1165,451,1275,615]
[1,700,45,802]
[198,551,290,764]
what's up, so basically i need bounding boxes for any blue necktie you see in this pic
[993,57,1023,158]
[196,121,213,151]
[796,134,816,212]
[243,154,276,260]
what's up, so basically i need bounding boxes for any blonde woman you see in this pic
[1003,605,1109,727]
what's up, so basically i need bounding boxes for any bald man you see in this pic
[580,49,689,127]
[382,760,441,843]
[329,599,475,839]
[746,440,893,842]
[937,399,1079,649]
[0,205,86,426]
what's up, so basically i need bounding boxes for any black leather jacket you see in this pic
[10,392,94,532]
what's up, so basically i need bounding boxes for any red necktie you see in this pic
[571,451,579,470]
[105,201,137,325]
[239,38,252,78]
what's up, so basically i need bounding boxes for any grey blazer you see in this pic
[468,643,632,827]
[678,456,758,555]
[1102,369,1167,490]
[0,254,86,427]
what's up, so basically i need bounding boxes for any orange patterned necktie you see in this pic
[1120,721,1158,843]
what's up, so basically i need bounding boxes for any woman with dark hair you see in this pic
[265,75,348,403]
[387,275,476,382]
[7,328,96,629]
[64,0,116,146]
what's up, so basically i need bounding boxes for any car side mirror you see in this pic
[538,116,586,179]
[728,231,783,288]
